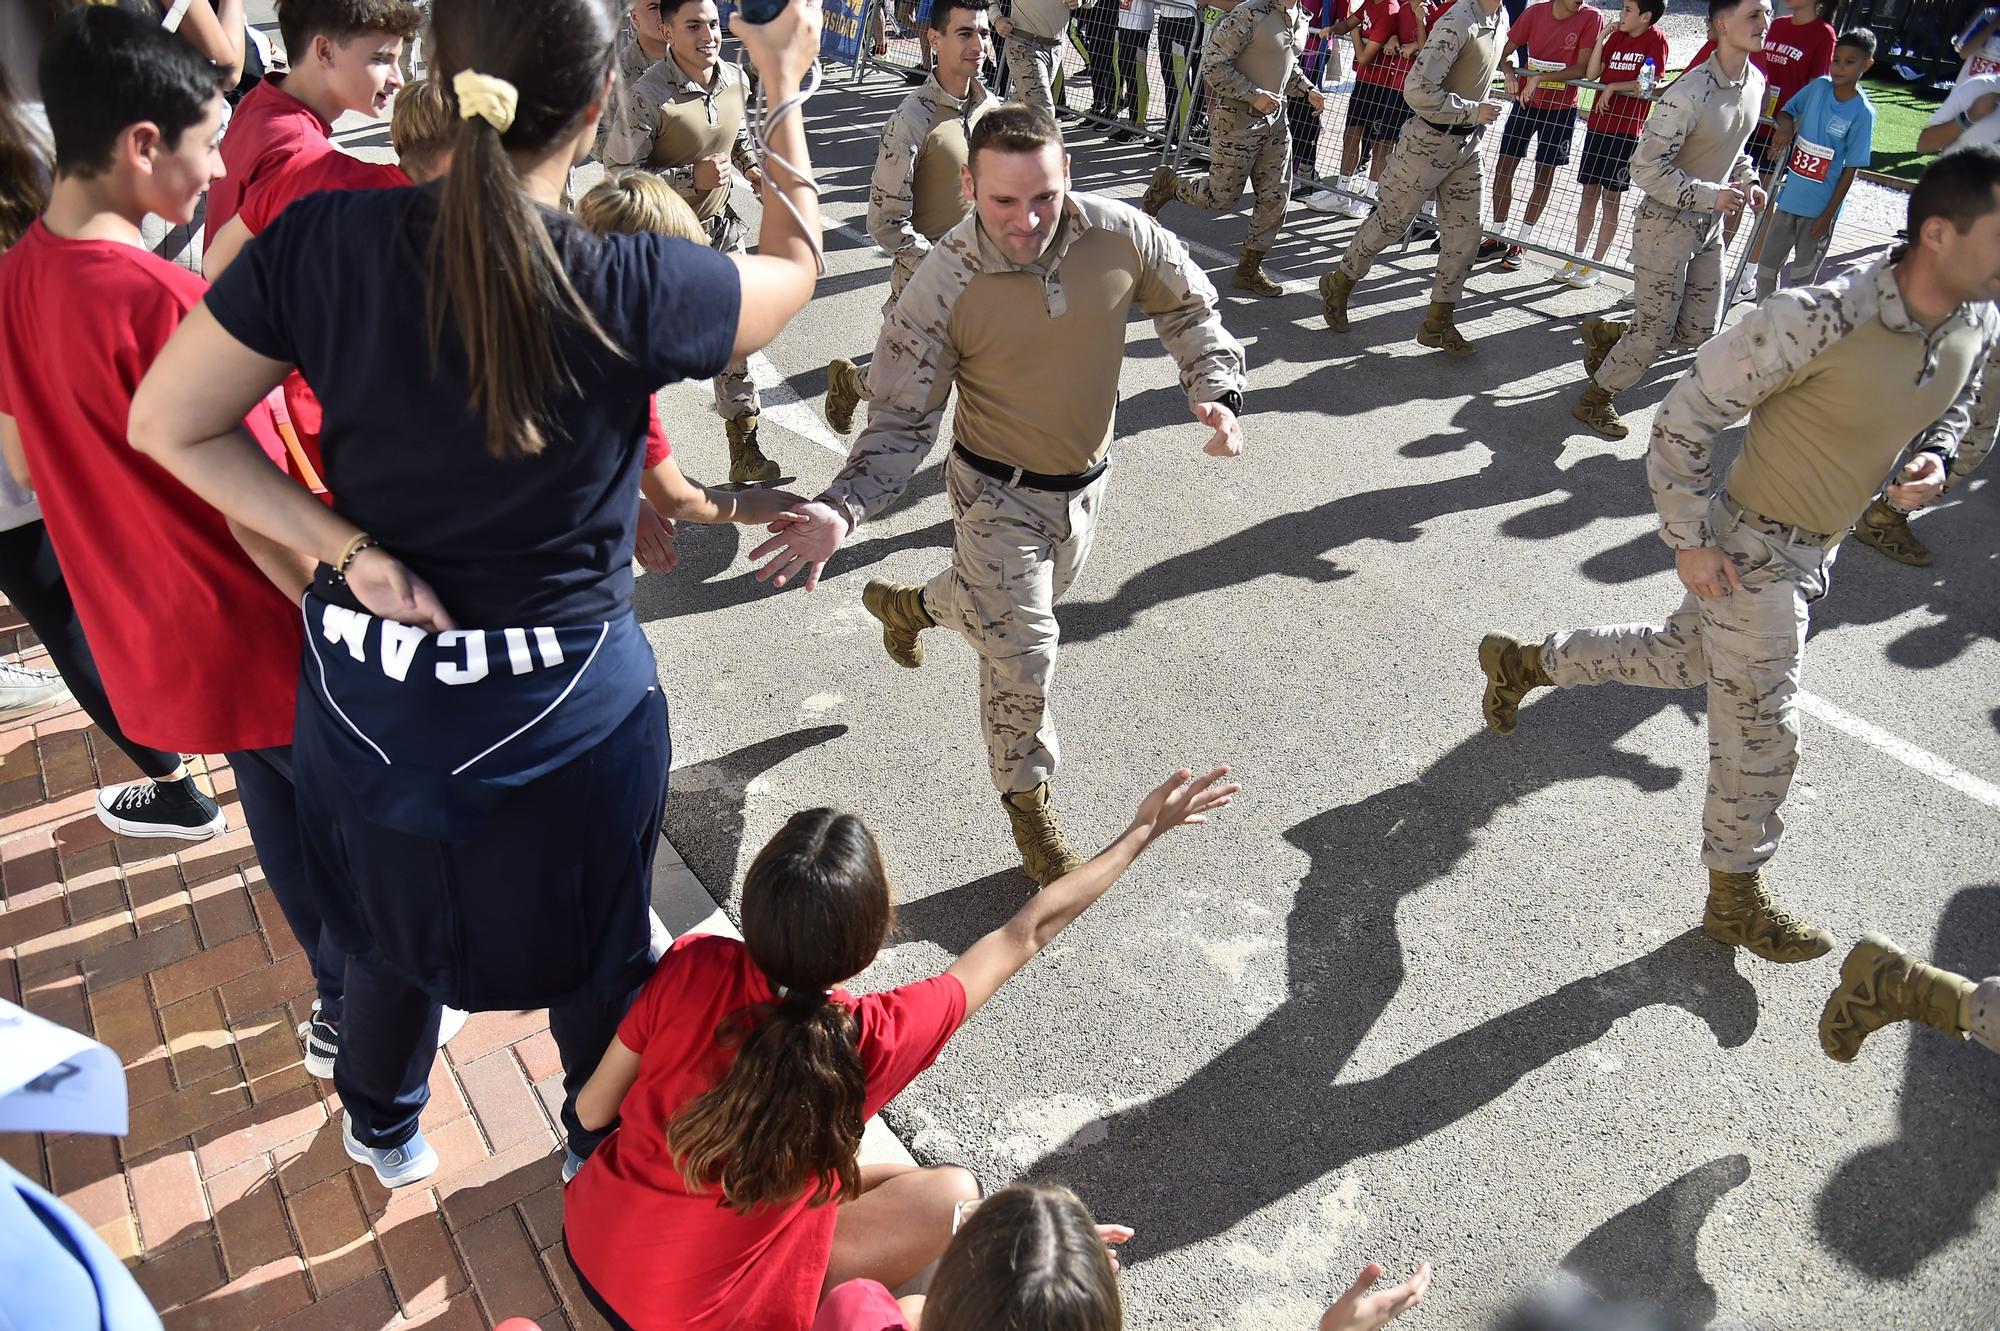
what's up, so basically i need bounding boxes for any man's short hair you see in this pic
[659,0,711,21]
[968,104,1061,170]
[39,4,222,178]
[1835,28,1877,58]
[929,0,991,35]
[576,171,706,243]
[388,76,452,163]
[1909,142,2000,238]
[1706,0,1749,24]
[275,0,422,60]
[1635,0,1667,25]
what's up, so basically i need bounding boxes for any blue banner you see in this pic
[822,0,871,67]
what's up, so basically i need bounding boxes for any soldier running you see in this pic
[600,0,777,484]
[994,0,1078,123]
[752,107,1249,885]
[1572,0,1768,440]
[1479,147,2000,969]
[824,0,1001,433]
[1138,0,1327,295]
[594,0,671,163]
[1317,0,1509,355]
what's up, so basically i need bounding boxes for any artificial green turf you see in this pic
[1858,73,1947,182]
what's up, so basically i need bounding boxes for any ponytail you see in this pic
[669,808,897,1215]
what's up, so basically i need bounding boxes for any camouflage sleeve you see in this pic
[1647,298,1812,547]
[1202,9,1264,103]
[867,101,929,260]
[1285,60,1315,99]
[816,241,967,528]
[598,83,664,168]
[1128,211,1249,408]
[1402,11,1476,123]
[1630,74,1727,211]
[731,96,761,176]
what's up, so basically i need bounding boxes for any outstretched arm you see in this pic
[1129,214,1249,455]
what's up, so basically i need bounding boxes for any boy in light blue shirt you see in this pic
[1755,29,1875,298]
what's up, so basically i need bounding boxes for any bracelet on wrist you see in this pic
[334,533,379,581]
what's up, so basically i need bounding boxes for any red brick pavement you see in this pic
[0,617,609,1331]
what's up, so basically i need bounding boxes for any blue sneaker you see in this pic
[342,1115,438,1189]
[563,1148,587,1184]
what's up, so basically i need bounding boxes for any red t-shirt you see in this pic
[1687,16,1834,125]
[1354,0,1406,85]
[812,1281,908,1331]
[206,75,336,253]
[0,224,301,752]
[562,935,968,1331]
[1508,0,1604,110]
[1588,25,1672,135]
[1372,2,1425,90]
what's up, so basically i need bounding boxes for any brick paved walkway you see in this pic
[0,610,614,1330]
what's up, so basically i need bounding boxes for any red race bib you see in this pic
[1789,136,1832,183]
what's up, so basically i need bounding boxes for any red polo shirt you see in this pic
[206,74,336,253]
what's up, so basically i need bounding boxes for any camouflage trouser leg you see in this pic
[923,449,1109,794]
[1336,121,1482,300]
[1540,495,1833,874]
[1971,978,2000,1053]
[1005,34,1060,124]
[709,220,760,420]
[1176,106,1291,248]
[1595,201,1721,393]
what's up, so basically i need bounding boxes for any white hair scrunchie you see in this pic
[453,69,519,135]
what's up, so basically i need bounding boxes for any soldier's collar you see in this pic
[663,50,734,96]
[923,73,986,109]
[1869,258,1985,383]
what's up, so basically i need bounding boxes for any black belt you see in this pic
[1421,118,1478,136]
[952,442,1107,492]
[1724,494,1839,549]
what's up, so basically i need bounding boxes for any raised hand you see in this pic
[1129,766,1239,845]
[1319,1262,1432,1331]
[748,499,851,590]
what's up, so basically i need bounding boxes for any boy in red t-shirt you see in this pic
[1485,0,1602,270]
[1565,0,1670,287]
[205,0,421,249]
[1366,0,1427,179]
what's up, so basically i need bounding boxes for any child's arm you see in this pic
[640,453,804,526]
[1815,166,1858,240]
[575,1037,644,1133]
[204,215,254,282]
[1768,108,1796,158]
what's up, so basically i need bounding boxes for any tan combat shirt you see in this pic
[867,75,1001,261]
[818,191,1249,528]
[1009,0,1074,43]
[1631,55,1763,212]
[1203,0,1313,120]
[1403,0,1506,125]
[605,51,759,221]
[1649,256,2000,545]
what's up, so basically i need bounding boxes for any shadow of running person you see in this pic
[1024,686,1759,1259]
[1560,1153,1754,1330]
[1814,883,2000,1281]
[664,725,850,899]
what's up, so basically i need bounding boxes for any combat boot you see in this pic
[1140,165,1178,218]
[1572,382,1628,440]
[1477,633,1552,736]
[825,357,867,435]
[1233,247,1284,297]
[1702,869,1833,964]
[1001,783,1085,887]
[1580,315,1625,378]
[1850,496,1933,567]
[725,414,780,485]
[1415,301,1474,357]
[1319,269,1355,332]
[861,579,933,668]
[1819,934,1974,1062]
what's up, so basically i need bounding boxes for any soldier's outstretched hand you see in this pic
[1195,399,1245,457]
[750,500,851,591]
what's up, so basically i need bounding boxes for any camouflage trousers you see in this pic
[1336,119,1484,303]
[1004,33,1061,125]
[1173,102,1291,251]
[1594,199,1725,394]
[1972,978,2000,1053]
[1540,494,1835,875]
[884,248,924,318]
[707,211,759,420]
[924,448,1109,794]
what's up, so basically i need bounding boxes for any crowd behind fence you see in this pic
[847,0,1908,294]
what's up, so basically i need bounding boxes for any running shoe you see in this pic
[94,778,228,841]
[299,1005,339,1080]
[343,1114,439,1189]
[1564,263,1600,289]
[1500,245,1525,272]
[1477,237,1508,261]
[0,662,69,721]
[1555,260,1578,283]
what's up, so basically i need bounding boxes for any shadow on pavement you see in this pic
[665,724,849,897]
[1560,1152,1753,1330]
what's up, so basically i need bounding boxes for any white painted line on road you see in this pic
[1797,689,2000,814]
[747,350,851,457]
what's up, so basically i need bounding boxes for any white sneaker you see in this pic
[1420,200,1438,221]
[1301,189,1348,214]
[1567,263,1601,288]
[1732,270,1760,303]
[342,1115,439,1190]
[437,1006,468,1047]
[0,662,69,721]
[1555,260,1577,282]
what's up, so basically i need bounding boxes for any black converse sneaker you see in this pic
[93,777,228,841]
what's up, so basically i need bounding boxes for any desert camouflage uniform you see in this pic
[1543,259,2000,873]
[1592,56,1763,394]
[1334,0,1506,301]
[1971,979,2000,1052]
[868,74,1001,310]
[603,52,763,421]
[1165,0,1309,250]
[1004,0,1074,122]
[818,192,1247,793]
[591,22,663,165]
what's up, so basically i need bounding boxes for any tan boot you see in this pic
[861,579,933,669]
[1850,496,1934,567]
[1477,633,1552,736]
[725,414,780,485]
[1702,869,1833,964]
[1001,784,1085,887]
[825,358,867,435]
[1319,269,1355,333]
[1820,934,1973,1062]
[1233,247,1284,297]
[1415,301,1475,356]
[1572,382,1628,440]
[1140,165,1178,218]
[1581,315,1625,378]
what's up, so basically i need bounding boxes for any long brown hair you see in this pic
[666,809,896,1215]
[423,0,623,460]
[924,1184,1124,1331]
[0,63,51,249]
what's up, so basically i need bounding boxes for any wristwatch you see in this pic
[1960,109,1979,130]
[1214,390,1244,417]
